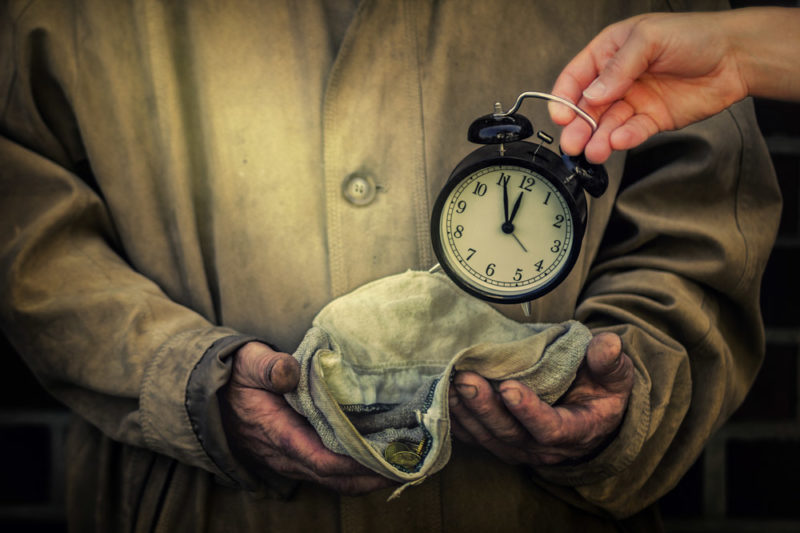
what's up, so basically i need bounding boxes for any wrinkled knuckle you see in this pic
[474,432,496,447]
[493,424,525,444]
[537,427,567,447]
[467,400,494,419]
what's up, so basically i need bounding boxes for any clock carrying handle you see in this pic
[493,91,598,132]
[482,92,607,198]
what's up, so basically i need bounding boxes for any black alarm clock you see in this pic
[430,92,608,309]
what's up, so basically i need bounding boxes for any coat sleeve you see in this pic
[0,7,257,488]
[531,99,781,517]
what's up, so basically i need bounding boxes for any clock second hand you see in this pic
[511,232,528,253]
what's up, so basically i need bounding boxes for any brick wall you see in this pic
[1,3,798,532]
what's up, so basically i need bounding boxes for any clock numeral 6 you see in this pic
[485,263,496,277]
[453,225,464,238]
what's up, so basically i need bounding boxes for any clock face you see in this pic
[433,164,577,302]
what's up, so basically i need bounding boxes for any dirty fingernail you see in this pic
[455,384,478,399]
[501,388,522,406]
[448,393,460,408]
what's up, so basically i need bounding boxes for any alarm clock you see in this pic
[430,92,608,308]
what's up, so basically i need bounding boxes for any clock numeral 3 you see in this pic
[551,240,562,253]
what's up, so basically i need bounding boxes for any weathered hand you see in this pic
[448,332,633,465]
[220,341,393,494]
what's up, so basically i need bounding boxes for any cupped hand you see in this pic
[220,341,394,494]
[448,332,633,465]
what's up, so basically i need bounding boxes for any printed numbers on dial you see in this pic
[438,165,574,299]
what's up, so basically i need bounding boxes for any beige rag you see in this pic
[284,270,590,496]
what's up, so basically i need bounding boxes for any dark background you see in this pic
[1,1,799,531]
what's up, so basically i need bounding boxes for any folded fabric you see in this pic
[284,270,591,496]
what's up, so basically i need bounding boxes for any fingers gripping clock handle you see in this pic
[493,92,598,133]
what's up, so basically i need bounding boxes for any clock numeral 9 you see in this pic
[453,225,464,238]
[455,200,467,213]
[472,182,487,196]
[551,240,561,253]
[513,268,523,281]
[485,263,496,277]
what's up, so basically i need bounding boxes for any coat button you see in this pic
[342,173,377,206]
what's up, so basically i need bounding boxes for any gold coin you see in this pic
[384,441,413,461]
[388,450,422,469]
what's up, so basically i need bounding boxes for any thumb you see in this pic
[583,28,652,105]
[231,341,300,394]
[584,332,632,393]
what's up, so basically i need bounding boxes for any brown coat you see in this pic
[0,0,780,531]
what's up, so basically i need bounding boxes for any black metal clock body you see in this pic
[430,105,607,305]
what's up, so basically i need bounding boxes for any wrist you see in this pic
[726,7,800,100]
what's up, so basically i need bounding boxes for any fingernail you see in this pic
[501,388,521,406]
[583,79,606,100]
[455,384,477,399]
[267,357,299,394]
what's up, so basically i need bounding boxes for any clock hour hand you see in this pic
[503,191,523,234]
[503,177,510,224]
[509,192,523,225]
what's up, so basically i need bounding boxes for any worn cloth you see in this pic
[285,270,591,486]
[0,0,781,531]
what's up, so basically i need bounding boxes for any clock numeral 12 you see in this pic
[519,176,535,191]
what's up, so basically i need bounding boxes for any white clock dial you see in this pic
[438,165,574,299]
